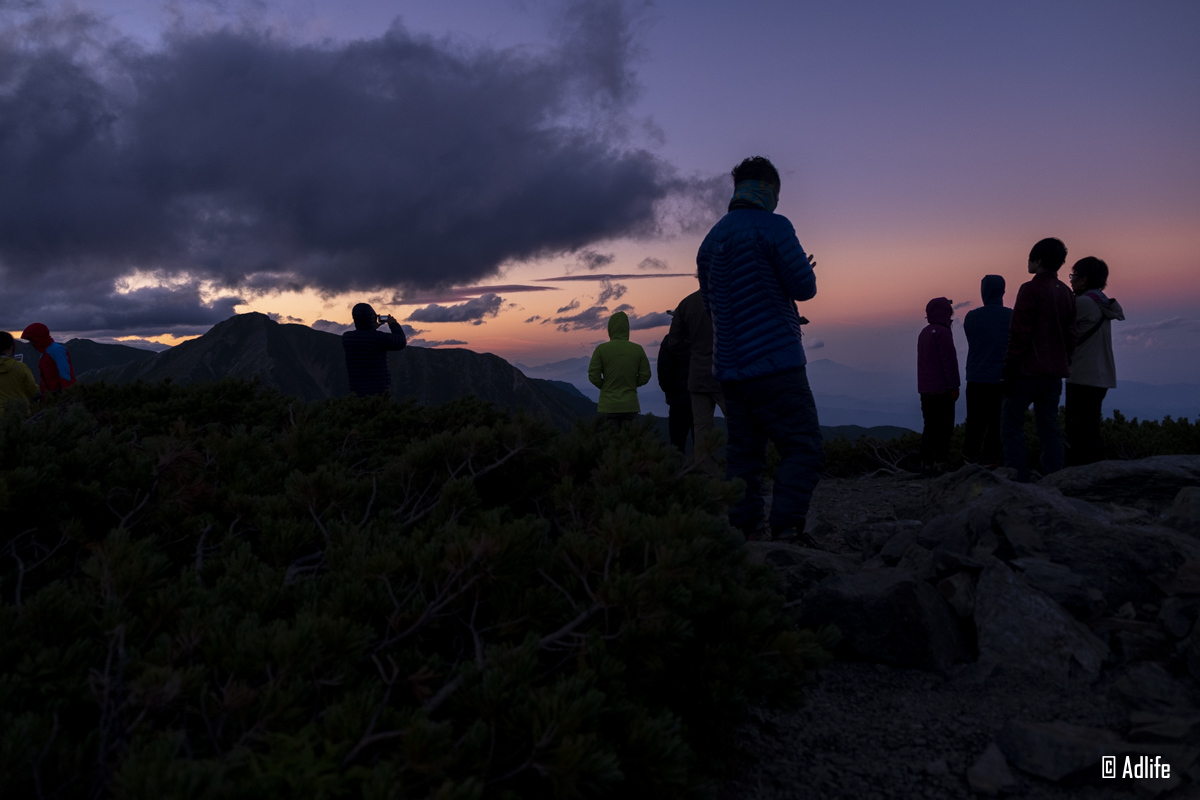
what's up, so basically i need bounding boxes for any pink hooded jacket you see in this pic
[917,298,960,394]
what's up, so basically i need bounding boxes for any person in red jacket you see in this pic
[1001,238,1077,482]
[20,323,76,395]
[916,297,960,474]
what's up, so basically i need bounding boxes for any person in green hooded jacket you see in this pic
[588,311,652,426]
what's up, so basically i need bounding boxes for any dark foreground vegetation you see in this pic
[819,409,1200,477]
[0,382,834,799]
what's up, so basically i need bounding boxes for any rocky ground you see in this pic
[721,458,1200,799]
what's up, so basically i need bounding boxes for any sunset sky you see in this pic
[3,0,1198,383]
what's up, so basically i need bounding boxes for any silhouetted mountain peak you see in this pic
[80,313,594,429]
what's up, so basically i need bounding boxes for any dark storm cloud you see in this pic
[575,249,616,271]
[407,293,503,324]
[628,311,670,330]
[552,305,610,332]
[395,285,560,304]
[0,1,719,334]
[537,273,693,282]
[1,279,242,335]
[597,279,627,305]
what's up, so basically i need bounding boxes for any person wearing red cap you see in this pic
[20,323,76,395]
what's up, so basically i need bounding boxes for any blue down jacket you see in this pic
[696,209,816,382]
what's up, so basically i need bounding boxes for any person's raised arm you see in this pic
[768,219,817,302]
[381,317,408,350]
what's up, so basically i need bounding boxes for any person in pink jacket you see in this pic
[917,297,960,474]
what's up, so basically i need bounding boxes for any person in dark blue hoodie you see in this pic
[962,275,1012,466]
[342,303,407,397]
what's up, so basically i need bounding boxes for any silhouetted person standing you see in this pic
[962,275,1011,466]
[589,311,651,427]
[916,297,960,474]
[1066,257,1124,465]
[1001,238,1077,482]
[666,289,725,471]
[656,328,692,452]
[20,323,75,396]
[342,303,407,397]
[697,156,822,542]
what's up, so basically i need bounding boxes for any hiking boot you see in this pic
[772,519,818,548]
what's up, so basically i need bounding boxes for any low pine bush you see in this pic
[0,381,832,799]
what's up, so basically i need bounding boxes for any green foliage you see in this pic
[0,381,830,799]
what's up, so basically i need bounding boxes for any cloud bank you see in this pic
[0,1,719,334]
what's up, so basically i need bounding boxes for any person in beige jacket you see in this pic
[1066,257,1124,465]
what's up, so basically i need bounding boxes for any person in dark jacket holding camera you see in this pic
[342,303,407,397]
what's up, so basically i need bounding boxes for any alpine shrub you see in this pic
[0,381,832,799]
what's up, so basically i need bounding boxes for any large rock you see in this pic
[973,564,1109,682]
[1038,455,1200,511]
[1010,558,1092,617]
[966,742,1019,796]
[995,720,1121,781]
[1112,662,1197,713]
[921,468,1200,608]
[798,569,967,670]
[1166,487,1200,535]
[744,542,858,602]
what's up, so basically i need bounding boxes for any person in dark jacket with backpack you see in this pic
[666,289,724,471]
[342,303,407,397]
[656,328,692,453]
[1066,257,1124,465]
[696,156,822,543]
[916,297,960,474]
[962,275,1012,466]
[1001,238,1077,481]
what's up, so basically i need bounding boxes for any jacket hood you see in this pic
[0,357,24,375]
[21,322,52,352]
[607,311,630,341]
[1086,291,1125,321]
[981,275,1005,306]
[925,297,953,327]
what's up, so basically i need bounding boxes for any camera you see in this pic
[376,314,391,325]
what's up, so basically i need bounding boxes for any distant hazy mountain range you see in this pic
[518,355,1199,429]
[17,312,1192,434]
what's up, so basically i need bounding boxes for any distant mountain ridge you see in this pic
[14,337,157,376]
[80,313,595,430]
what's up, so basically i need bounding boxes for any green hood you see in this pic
[607,312,630,341]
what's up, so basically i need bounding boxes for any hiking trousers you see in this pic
[1065,383,1107,466]
[1001,375,1064,482]
[667,399,693,454]
[721,366,824,531]
[919,391,955,466]
[963,381,1004,464]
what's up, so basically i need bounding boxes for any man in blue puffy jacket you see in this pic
[962,275,1011,466]
[342,303,407,397]
[697,156,822,543]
